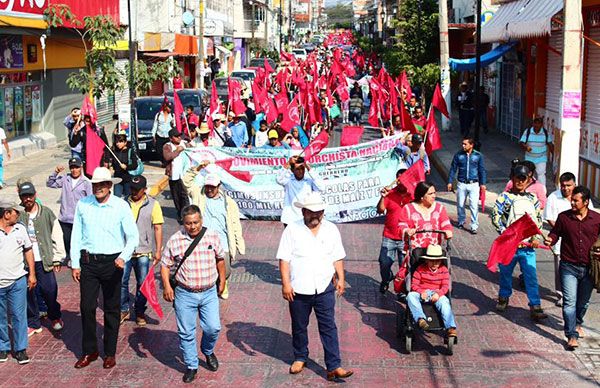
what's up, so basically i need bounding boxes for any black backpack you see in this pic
[524,127,549,144]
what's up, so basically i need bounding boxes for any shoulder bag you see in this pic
[169,227,207,289]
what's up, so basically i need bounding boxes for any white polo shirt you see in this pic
[276,219,346,295]
[0,223,32,288]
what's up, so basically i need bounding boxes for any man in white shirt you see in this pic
[276,156,320,227]
[544,172,594,306]
[276,192,353,381]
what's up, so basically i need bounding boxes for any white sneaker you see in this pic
[27,327,42,337]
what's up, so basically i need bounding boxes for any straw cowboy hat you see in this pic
[421,244,447,260]
[90,167,122,184]
[294,192,327,212]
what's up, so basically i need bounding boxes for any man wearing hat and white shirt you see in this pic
[277,156,320,227]
[277,192,353,381]
[182,167,245,300]
[121,175,164,325]
[0,199,36,364]
[228,113,249,148]
[211,114,231,147]
[163,129,190,222]
[70,167,139,369]
[46,156,92,262]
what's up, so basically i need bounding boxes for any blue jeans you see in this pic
[407,291,456,329]
[71,149,83,160]
[0,154,4,186]
[560,261,594,339]
[113,182,130,199]
[378,237,404,284]
[499,247,541,306]
[174,285,221,369]
[27,262,61,329]
[0,276,28,352]
[120,255,151,315]
[456,182,480,231]
[289,284,341,371]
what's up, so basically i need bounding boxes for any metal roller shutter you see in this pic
[585,28,600,125]
[545,31,563,114]
[114,59,130,110]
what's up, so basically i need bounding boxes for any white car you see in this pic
[292,48,307,61]
[231,69,256,93]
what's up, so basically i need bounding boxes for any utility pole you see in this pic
[288,0,292,45]
[279,7,283,52]
[473,0,482,147]
[196,0,205,89]
[250,0,256,56]
[438,0,451,132]
[127,0,136,143]
[559,0,583,179]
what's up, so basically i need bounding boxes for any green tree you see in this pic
[325,3,353,29]
[126,59,181,96]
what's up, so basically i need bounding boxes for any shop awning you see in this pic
[216,45,231,55]
[449,42,518,71]
[174,34,198,56]
[482,0,563,43]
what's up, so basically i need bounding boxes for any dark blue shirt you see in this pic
[448,150,487,185]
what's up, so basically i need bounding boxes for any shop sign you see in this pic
[0,35,23,69]
[561,90,581,120]
[0,0,47,16]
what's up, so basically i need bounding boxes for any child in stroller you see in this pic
[406,244,457,338]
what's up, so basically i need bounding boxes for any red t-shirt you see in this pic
[383,189,412,240]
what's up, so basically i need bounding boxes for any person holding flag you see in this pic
[394,134,430,174]
[447,136,487,234]
[491,164,547,321]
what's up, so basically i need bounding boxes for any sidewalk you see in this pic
[0,141,167,215]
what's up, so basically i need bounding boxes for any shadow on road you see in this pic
[128,327,187,372]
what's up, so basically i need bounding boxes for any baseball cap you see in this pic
[411,133,423,144]
[129,175,147,191]
[513,164,530,179]
[68,157,83,167]
[0,199,24,212]
[267,129,279,139]
[168,129,181,138]
[18,182,36,196]
[204,174,221,187]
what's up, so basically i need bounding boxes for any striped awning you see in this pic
[482,0,563,43]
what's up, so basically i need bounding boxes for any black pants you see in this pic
[27,262,61,329]
[80,255,123,356]
[59,221,72,259]
[169,179,189,220]
[156,136,169,166]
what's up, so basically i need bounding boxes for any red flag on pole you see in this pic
[399,70,413,100]
[340,126,365,147]
[274,88,289,115]
[303,129,329,162]
[480,187,486,213]
[264,58,275,74]
[85,126,106,177]
[281,97,301,132]
[400,99,417,133]
[207,81,220,133]
[486,214,542,272]
[140,264,164,319]
[397,159,426,199]
[172,91,186,135]
[424,109,442,154]
[432,83,450,118]
[81,95,97,124]
[228,78,246,116]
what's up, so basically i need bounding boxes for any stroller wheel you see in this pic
[405,335,412,353]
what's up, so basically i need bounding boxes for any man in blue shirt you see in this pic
[71,167,139,370]
[228,114,249,148]
[519,117,554,187]
[447,136,487,234]
[394,133,430,174]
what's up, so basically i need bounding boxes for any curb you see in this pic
[149,176,169,197]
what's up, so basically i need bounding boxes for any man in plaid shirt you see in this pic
[161,205,225,384]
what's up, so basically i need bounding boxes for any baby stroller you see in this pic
[395,230,456,355]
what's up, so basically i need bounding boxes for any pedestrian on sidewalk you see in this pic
[545,185,600,350]
[277,192,353,381]
[152,102,176,167]
[182,167,245,300]
[394,133,430,174]
[492,164,547,321]
[376,169,411,294]
[479,86,490,133]
[447,136,487,234]
[0,199,36,365]
[160,205,226,384]
[276,155,321,227]
[46,157,92,263]
[0,125,11,189]
[121,175,164,326]
[519,117,554,187]
[71,167,139,370]
[17,182,65,336]
[457,82,474,136]
[163,129,190,223]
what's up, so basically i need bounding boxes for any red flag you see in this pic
[172,91,185,135]
[432,83,450,118]
[280,51,294,62]
[264,58,275,74]
[85,126,106,176]
[480,187,486,213]
[424,110,442,154]
[398,159,426,199]
[274,88,289,115]
[214,159,253,183]
[81,95,97,124]
[399,70,413,100]
[368,94,380,127]
[263,97,279,124]
[340,126,365,146]
[487,214,542,272]
[400,100,417,133]
[303,129,329,162]
[207,81,220,132]
[228,78,246,116]
[281,97,301,132]
[140,264,164,319]
[336,84,350,103]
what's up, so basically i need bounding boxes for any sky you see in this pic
[324,0,352,7]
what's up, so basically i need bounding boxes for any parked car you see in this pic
[164,88,209,117]
[302,43,316,53]
[134,96,173,161]
[213,76,246,101]
[311,35,325,45]
[230,69,256,91]
[292,48,307,61]
[248,57,277,70]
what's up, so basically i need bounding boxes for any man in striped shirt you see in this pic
[519,118,554,187]
[161,205,225,384]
